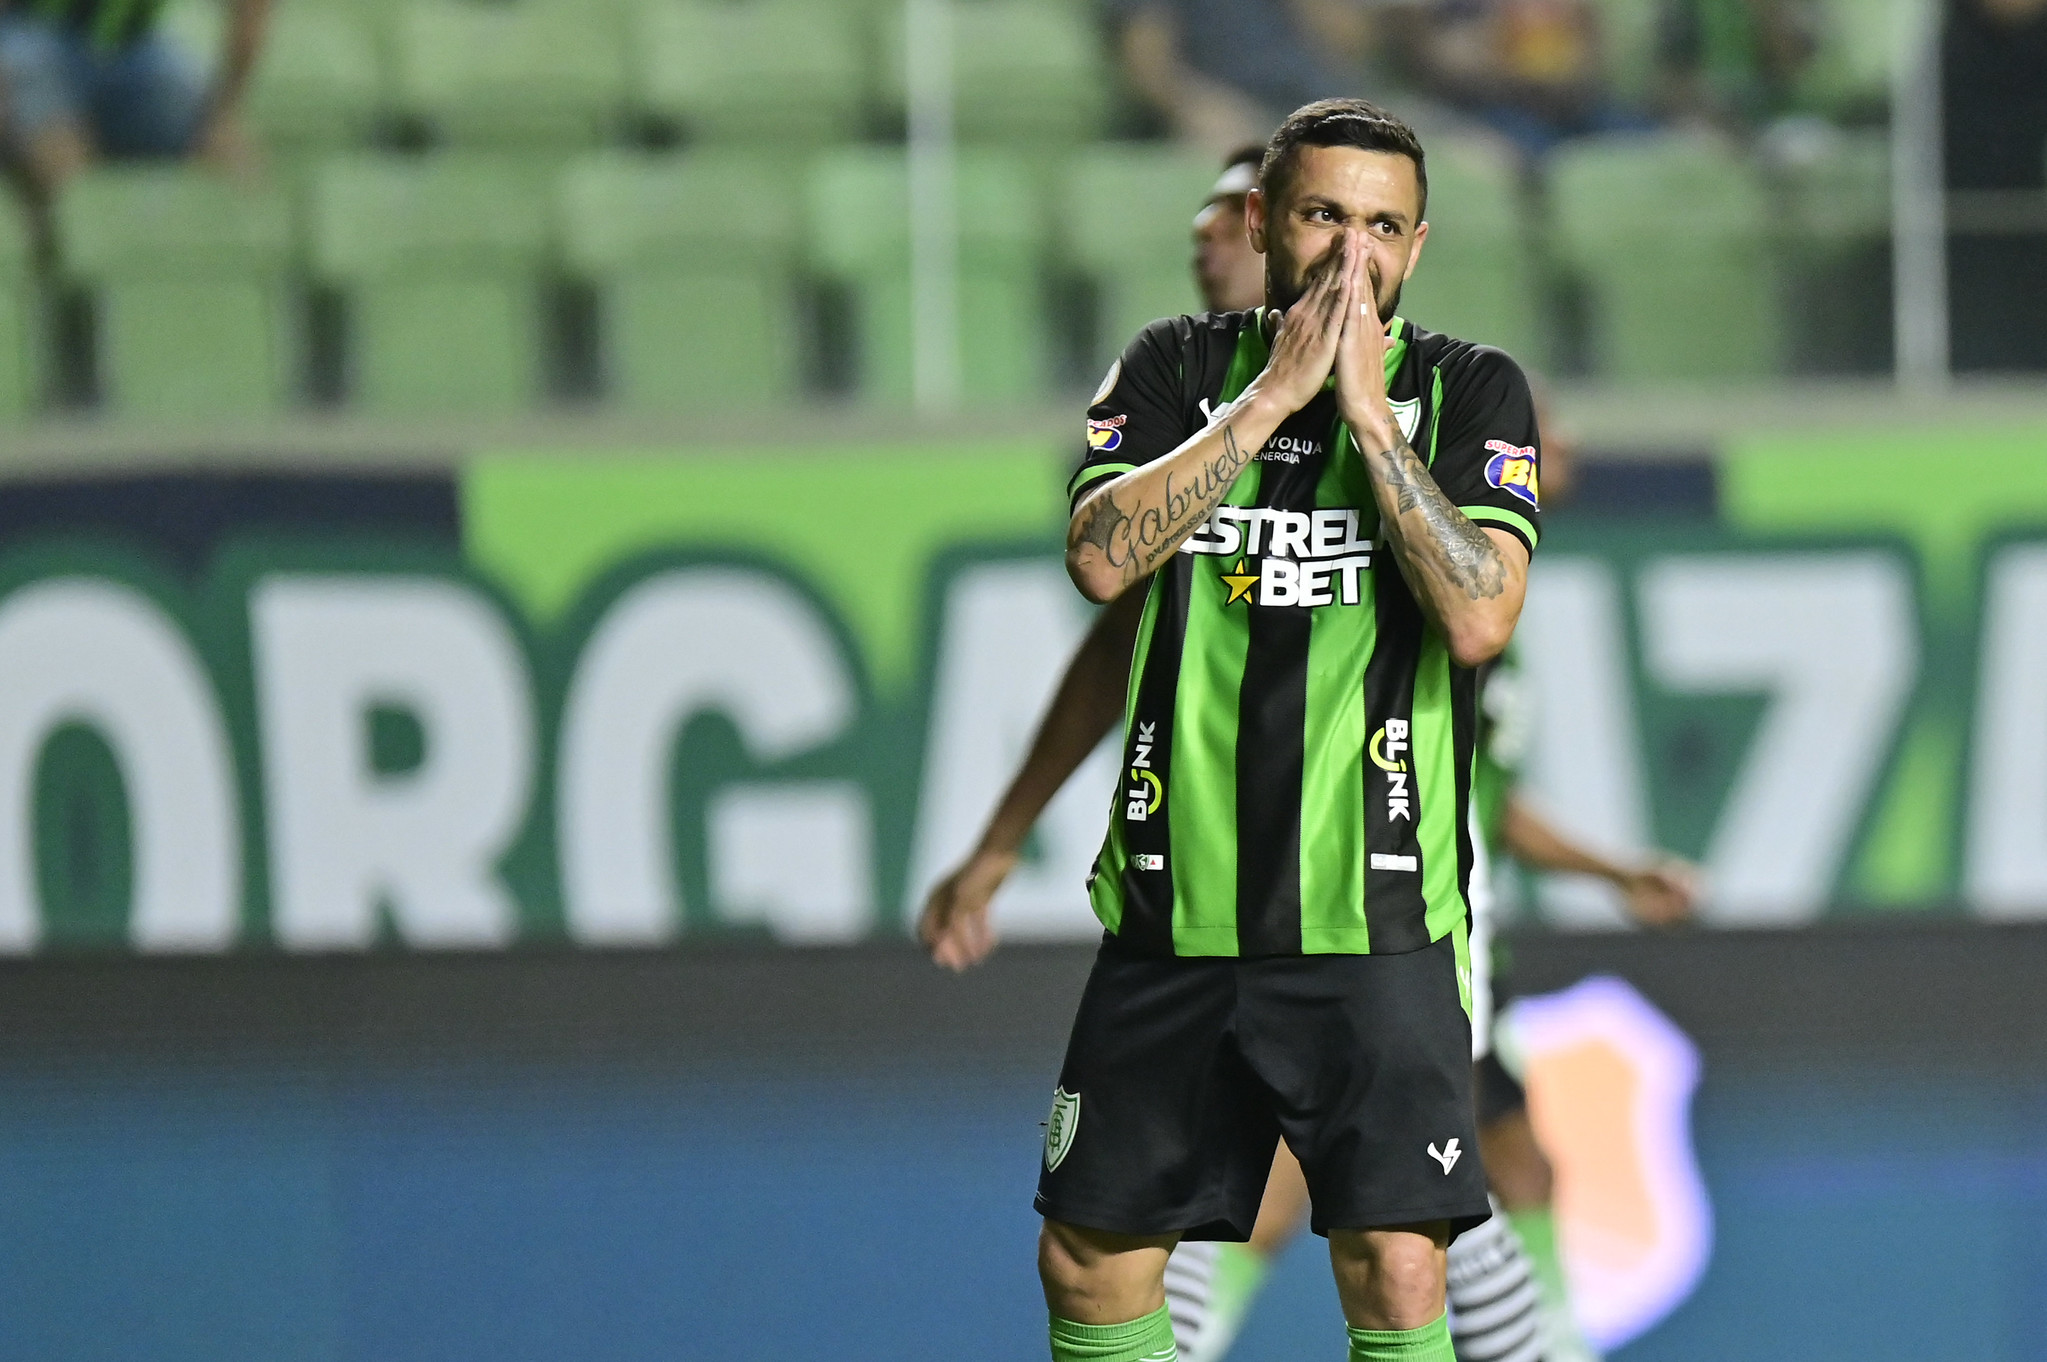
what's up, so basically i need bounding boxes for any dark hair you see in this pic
[1259,99,1428,220]
[1222,143,1266,175]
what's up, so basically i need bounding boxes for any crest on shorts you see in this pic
[1044,1086,1081,1172]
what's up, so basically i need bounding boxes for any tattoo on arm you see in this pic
[1073,420,1258,588]
[1369,440,1506,601]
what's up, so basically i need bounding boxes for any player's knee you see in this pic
[1037,1219,1170,1320]
[1331,1224,1448,1331]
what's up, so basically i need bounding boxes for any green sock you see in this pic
[1346,1313,1455,1361]
[1508,1207,1601,1361]
[1049,1304,1179,1362]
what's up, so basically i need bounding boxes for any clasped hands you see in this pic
[1246,230,1403,451]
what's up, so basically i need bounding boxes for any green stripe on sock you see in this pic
[1347,1312,1455,1361]
[1050,1304,1179,1361]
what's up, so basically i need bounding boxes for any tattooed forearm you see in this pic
[1367,439,1506,602]
[1068,418,1258,594]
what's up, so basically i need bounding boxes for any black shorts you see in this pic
[1035,932,1492,1242]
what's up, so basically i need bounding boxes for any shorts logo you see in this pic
[1370,720,1412,821]
[1087,415,1126,452]
[1091,359,1122,405]
[1135,853,1165,871]
[1125,722,1163,822]
[1428,1137,1463,1174]
[1045,1087,1081,1171]
[1483,441,1540,508]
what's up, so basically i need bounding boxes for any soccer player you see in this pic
[922,128,1694,1362]
[1044,96,1537,1362]
[1191,145,1266,317]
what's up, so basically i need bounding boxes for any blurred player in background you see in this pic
[920,138,1695,1362]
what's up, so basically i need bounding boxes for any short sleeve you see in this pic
[1069,319,1194,513]
[1425,346,1542,558]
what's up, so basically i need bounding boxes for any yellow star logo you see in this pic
[1220,557,1259,605]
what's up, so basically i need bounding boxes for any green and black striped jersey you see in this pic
[1070,310,1542,959]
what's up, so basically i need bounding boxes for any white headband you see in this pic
[1209,162,1258,200]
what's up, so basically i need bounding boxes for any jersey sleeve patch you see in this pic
[1482,441,1539,508]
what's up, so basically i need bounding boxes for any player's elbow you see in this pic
[1065,549,1124,605]
[1444,611,1515,669]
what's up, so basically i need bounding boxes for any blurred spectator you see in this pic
[1655,0,1818,129]
[0,0,270,204]
[1942,0,2047,371]
[1400,0,1649,158]
[1106,0,1383,152]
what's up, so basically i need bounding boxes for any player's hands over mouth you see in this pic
[1245,239,1350,415]
[918,849,1018,970]
[1334,230,1397,437]
[1618,856,1700,928]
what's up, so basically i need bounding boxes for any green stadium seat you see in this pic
[560,151,804,410]
[57,168,293,418]
[0,199,35,422]
[308,155,551,414]
[1548,135,1781,380]
[393,0,626,149]
[1062,145,1218,367]
[632,0,866,146]
[1399,136,1543,365]
[1793,0,1893,119]
[878,0,1109,146]
[809,147,1047,403]
[244,3,385,156]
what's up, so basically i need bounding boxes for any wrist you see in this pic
[1228,384,1293,437]
[1343,398,1401,453]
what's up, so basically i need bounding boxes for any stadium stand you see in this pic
[56,168,295,419]
[1549,134,1782,380]
[0,0,1955,417]
[308,155,552,414]
[632,0,868,147]
[1061,145,1219,369]
[560,151,805,409]
[392,0,627,149]
[809,147,1047,403]
[876,0,1109,146]
[241,4,386,160]
[1396,135,1544,367]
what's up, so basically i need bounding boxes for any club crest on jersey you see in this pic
[1370,720,1412,821]
[1086,415,1126,452]
[1091,359,1122,405]
[1126,722,1163,822]
[1483,441,1540,508]
[1045,1087,1081,1171]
